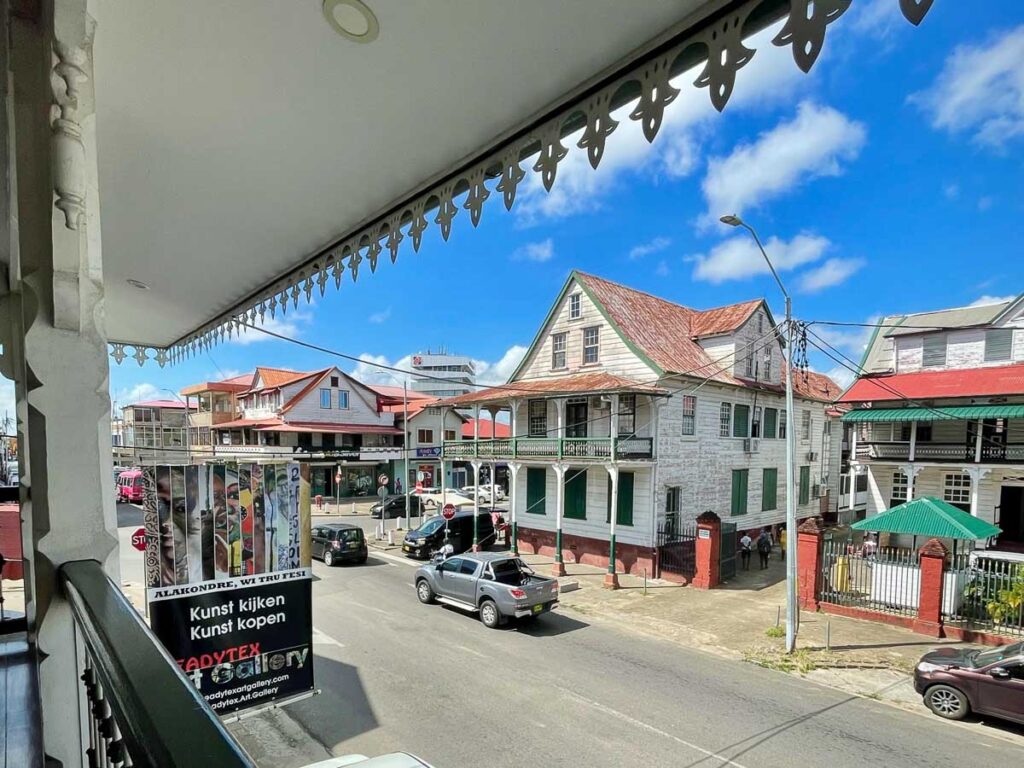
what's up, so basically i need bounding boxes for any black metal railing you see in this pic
[944,554,1024,638]
[818,539,921,617]
[60,560,253,768]
[656,523,696,579]
[855,441,1024,463]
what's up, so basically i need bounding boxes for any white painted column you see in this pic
[908,421,917,462]
[5,3,117,764]
[508,461,521,554]
[974,418,984,463]
[610,393,620,460]
[471,459,482,550]
[606,465,620,588]
[553,462,568,576]
[965,467,991,519]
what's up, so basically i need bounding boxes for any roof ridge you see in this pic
[576,270,763,317]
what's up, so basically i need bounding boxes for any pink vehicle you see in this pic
[117,469,144,503]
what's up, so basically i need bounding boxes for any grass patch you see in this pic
[744,648,818,674]
[764,625,785,639]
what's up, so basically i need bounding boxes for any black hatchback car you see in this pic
[371,494,421,519]
[311,523,368,566]
[402,511,495,559]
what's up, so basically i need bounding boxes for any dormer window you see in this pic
[922,334,947,367]
[569,293,582,320]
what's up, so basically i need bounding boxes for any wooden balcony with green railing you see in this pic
[442,436,654,461]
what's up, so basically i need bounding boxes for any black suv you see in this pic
[311,523,368,566]
[370,494,421,519]
[402,511,496,559]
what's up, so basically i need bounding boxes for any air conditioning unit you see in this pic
[812,483,828,498]
[806,451,818,462]
[743,438,759,454]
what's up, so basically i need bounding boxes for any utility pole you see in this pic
[721,214,798,654]
[404,380,411,529]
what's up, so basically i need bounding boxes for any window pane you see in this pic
[320,388,331,408]
[762,468,777,511]
[719,403,732,438]
[681,395,696,436]
[526,467,546,514]
[569,294,581,319]
[583,327,600,364]
[922,334,947,367]
[529,399,547,437]
[733,405,750,438]
[551,333,567,369]
[780,409,787,439]
[731,470,748,516]
[764,408,777,439]
[338,391,349,409]
[618,394,636,436]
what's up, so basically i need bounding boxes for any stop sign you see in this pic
[441,503,457,520]
[130,527,147,551]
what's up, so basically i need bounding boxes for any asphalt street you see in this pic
[235,542,1024,768]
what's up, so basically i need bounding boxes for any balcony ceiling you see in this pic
[94,0,709,349]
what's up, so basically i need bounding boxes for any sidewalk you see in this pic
[519,551,983,719]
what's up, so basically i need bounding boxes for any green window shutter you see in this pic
[733,405,750,438]
[564,469,588,519]
[606,471,635,526]
[731,469,748,516]
[763,408,777,439]
[526,467,546,514]
[799,465,810,506]
[762,468,778,511]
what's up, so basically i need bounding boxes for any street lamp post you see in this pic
[720,214,797,654]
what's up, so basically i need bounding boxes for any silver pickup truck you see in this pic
[414,552,559,628]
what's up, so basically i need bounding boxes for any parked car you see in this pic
[116,469,144,503]
[311,523,368,566]
[370,495,421,519]
[401,511,495,559]
[414,552,559,629]
[914,641,1024,724]
[460,484,505,503]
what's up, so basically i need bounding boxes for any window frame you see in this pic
[731,469,749,516]
[526,467,547,514]
[337,390,349,409]
[568,293,582,320]
[444,429,457,442]
[780,408,787,439]
[751,406,762,438]
[719,402,732,438]
[762,468,778,512]
[320,388,332,409]
[890,470,908,506]
[922,334,948,368]
[551,332,567,370]
[417,428,434,445]
[733,404,750,438]
[618,394,637,436]
[582,326,600,365]
[564,469,588,520]
[605,471,634,527]
[801,410,812,440]
[763,407,778,439]
[984,328,1013,362]
[528,399,547,437]
[681,395,696,436]
[943,473,971,509]
[798,465,811,506]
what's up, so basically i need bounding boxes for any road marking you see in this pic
[369,550,420,568]
[557,686,749,768]
[312,627,346,649]
[453,644,488,659]
[347,600,390,617]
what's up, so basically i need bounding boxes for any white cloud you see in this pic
[850,0,905,40]
[514,22,806,224]
[825,365,855,390]
[700,102,866,227]
[233,307,312,346]
[812,320,878,358]
[796,257,865,294]
[369,307,392,324]
[690,232,830,284]
[628,236,671,260]
[112,382,162,407]
[969,294,1016,307]
[912,25,1024,149]
[474,345,529,387]
[512,239,555,263]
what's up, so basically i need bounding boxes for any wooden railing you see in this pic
[856,442,1024,463]
[441,437,654,461]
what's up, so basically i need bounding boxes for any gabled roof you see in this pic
[690,299,763,338]
[838,363,1024,403]
[278,368,337,413]
[787,369,844,403]
[851,496,1000,540]
[181,372,254,396]
[251,366,314,390]
[884,301,1013,337]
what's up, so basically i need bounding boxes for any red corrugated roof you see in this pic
[575,272,760,382]
[440,372,668,406]
[127,399,193,410]
[462,418,511,438]
[839,363,1024,403]
[181,372,254,396]
[257,422,402,435]
[252,366,315,390]
[787,369,844,403]
[369,384,435,401]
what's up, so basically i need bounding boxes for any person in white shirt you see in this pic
[739,532,753,570]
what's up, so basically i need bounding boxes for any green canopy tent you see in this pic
[851,496,1001,556]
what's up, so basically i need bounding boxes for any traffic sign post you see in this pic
[335,466,342,512]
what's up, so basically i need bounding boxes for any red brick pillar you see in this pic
[796,516,825,611]
[692,510,721,590]
[914,538,948,638]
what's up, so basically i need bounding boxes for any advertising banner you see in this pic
[144,461,313,714]
[149,568,313,714]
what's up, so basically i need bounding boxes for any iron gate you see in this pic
[720,521,737,582]
[657,523,696,580]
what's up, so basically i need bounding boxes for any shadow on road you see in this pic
[289,652,379,748]
[511,611,589,637]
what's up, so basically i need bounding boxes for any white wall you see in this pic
[895,326,1023,374]
[516,278,656,381]
[281,369,395,428]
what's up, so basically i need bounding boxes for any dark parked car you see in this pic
[401,511,495,559]
[370,495,421,519]
[311,523,368,566]
[914,641,1024,724]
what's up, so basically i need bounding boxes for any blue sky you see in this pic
[108,2,1024,408]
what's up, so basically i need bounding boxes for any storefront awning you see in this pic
[841,404,1024,423]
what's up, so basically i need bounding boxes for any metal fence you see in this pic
[657,522,696,580]
[720,521,737,582]
[818,538,921,617]
[943,554,1024,638]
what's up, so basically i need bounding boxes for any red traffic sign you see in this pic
[130,527,147,552]
[441,503,457,520]
[378,473,389,486]
[415,480,423,495]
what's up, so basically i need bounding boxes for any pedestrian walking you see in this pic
[740,532,753,570]
[756,528,772,570]
[778,527,787,562]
